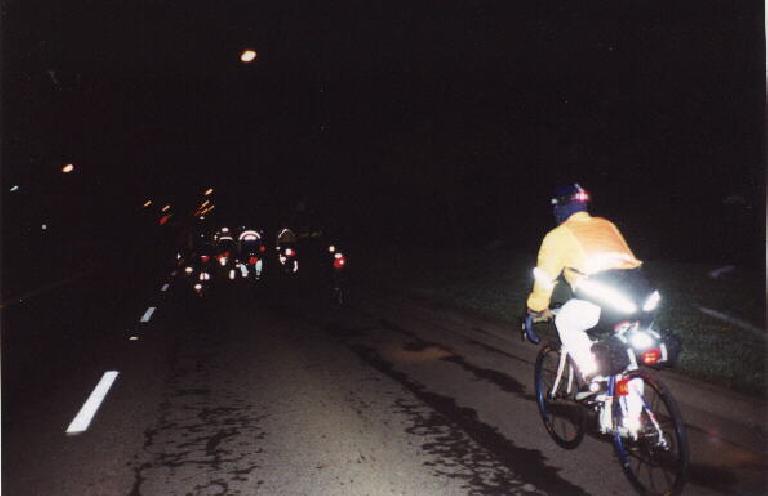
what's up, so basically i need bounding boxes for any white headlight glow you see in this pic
[630,331,655,350]
[643,291,661,312]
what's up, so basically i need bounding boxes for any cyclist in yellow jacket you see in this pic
[526,183,641,378]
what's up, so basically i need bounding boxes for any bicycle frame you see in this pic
[529,306,688,494]
[549,345,668,444]
[551,347,575,398]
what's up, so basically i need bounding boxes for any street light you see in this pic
[205,188,214,196]
[240,49,258,63]
[62,163,75,173]
[9,185,20,192]
[143,200,153,208]
[161,204,171,212]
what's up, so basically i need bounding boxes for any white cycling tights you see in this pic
[556,299,643,432]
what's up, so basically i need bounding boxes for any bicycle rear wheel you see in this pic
[534,343,585,449]
[613,370,688,495]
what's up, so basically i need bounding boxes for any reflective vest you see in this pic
[526,212,641,312]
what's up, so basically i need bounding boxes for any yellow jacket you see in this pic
[526,212,641,312]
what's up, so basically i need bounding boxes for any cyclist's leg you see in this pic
[621,378,645,433]
[555,299,601,378]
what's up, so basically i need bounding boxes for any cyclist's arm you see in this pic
[526,229,567,313]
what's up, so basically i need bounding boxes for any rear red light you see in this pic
[249,256,258,265]
[641,349,662,365]
[333,255,346,269]
[201,255,210,263]
[615,378,630,396]
[259,245,266,253]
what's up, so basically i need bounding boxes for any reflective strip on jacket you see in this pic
[526,212,642,312]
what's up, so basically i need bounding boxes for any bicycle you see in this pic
[523,311,689,495]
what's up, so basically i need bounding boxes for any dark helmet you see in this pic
[552,183,590,224]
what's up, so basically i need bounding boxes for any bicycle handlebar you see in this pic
[521,314,540,344]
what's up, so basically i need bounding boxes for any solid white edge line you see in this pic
[696,306,765,335]
[66,371,119,434]
[140,306,157,323]
[160,283,170,292]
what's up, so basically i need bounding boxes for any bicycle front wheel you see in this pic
[534,343,585,449]
[613,370,689,495]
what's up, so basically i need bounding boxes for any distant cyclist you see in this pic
[276,227,298,274]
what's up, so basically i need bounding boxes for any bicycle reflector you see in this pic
[615,378,630,397]
[641,348,662,365]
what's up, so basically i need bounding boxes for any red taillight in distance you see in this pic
[200,255,210,263]
[248,256,258,265]
[333,252,346,270]
[259,245,266,253]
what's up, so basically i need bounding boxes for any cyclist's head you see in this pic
[551,183,590,224]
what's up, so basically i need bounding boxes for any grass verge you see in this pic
[362,246,766,396]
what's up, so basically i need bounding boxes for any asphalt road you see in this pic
[2,259,766,495]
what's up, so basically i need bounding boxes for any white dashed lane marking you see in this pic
[66,371,119,434]
[140,306,157,323]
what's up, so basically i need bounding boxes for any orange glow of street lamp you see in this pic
[62,163,75,173]
[240,49,258,63]
[143,200,153,208]
[205,188,214,196]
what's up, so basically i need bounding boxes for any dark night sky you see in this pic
[2,0,765,263]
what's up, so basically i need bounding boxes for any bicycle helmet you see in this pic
[552,183,590,224]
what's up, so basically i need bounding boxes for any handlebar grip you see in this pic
[522,314,541,345]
